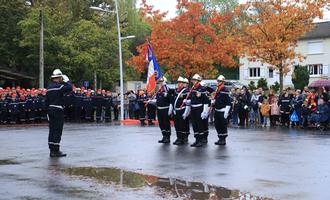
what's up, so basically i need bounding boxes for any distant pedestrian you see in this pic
[260,98,270,127]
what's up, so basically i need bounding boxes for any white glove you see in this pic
[224,105,231,119]
[148,99,157,105]
[183,99,191,106]
[244,105,249,110]
[211,99,215,105]
[168,104,173,116]
[201,104,209,119]
[62,75,69,82]
[182,106,191,120]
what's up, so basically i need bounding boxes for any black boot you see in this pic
[191,136,203,147]
[173,138,180,145]
[201,135,208,144]
[158,136,170,143]
[140,120,146,126]
[215,137,226,145]
[173,132,181,145]
[50,148,67,158]
[163,136,170,144]
[148,120,154,125]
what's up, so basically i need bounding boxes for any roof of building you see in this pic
[301,21,330,40]
[0,67,35,80]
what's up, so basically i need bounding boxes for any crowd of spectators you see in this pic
[1,85,330,130]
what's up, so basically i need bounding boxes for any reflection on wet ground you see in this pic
[0,159,19,165]
[64,167,272,200]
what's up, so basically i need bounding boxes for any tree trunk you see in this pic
[279,64,283,94]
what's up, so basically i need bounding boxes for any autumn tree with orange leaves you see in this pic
[129,0,242,80]
[237,0,330,92]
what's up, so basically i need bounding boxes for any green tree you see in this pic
[257,78,268,90]
[16,0,146,89]
[270,81,280,94]
[248,81,256,91]
[292,66,309,90]
[0,1,28,70]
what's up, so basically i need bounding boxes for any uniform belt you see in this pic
[49,105,63,109]
[215,108,226,112]
[175,106,186,111]
[157,106,169,110]
[191,104,203,108]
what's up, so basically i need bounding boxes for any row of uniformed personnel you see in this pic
[143,73,231,147]
[0,89,47,124]
[62,89,119,122]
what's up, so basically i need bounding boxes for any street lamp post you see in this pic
[39,8,44,89]
[90,3,135,121]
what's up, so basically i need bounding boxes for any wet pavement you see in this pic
[0,123,330,200]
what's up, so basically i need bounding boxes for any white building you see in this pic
[239,21,330,87]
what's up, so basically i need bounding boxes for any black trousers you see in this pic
[173,109,190,139]
[191,106,208,139]
[48,107,64,151]
[95,106,102,121]
[214,111,228,139]
[157,108,171,137]
[104,106,112,122]
[113,105,119,120]
[0,111,6,123]
[147,104,156,121]
[84,106,93,121]
[281,113,290,126]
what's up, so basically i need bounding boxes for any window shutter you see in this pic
[308,42,323,54]
[323,64,329,77]
[260,67,265,77]
[244,68,249,78]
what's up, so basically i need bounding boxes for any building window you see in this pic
[308,64,323,75]
[249,67,260,78]
[308,41,323,54]
[269,69,274,78]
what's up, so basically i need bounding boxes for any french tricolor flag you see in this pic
[146,43,162,95]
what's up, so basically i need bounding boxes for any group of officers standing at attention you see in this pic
[141,73,231,147]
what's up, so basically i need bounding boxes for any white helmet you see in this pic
[183,78,189,84]
[200,81,207,87]
[192,74,202,81]
[51,69,63,78]
[159,76,167,83]
[177,76,185,83]
[217,75,225,82]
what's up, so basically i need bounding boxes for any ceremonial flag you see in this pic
[146,43,162,95]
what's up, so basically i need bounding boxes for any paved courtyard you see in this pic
[0,123,330,200]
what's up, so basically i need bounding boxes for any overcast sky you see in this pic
[137,0,330,21]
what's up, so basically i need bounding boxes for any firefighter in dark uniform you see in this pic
[0,94,8,124]
[18,95,27,123]
[186,74,209,147]
[73,88,83,121]
[212,75,231,145]
[148,77,173,143]
[39,90,48,122]
[172,77,191,145]
[137,90,148,126]
[8,93,19,124]
[82,92,93,121]
[93,89,104,122]
[46,69,72,157]
[147,96,156,125]
[104,91,113,122]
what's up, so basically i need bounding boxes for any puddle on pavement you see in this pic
[64,167,272,200]
[0,159,19,165]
